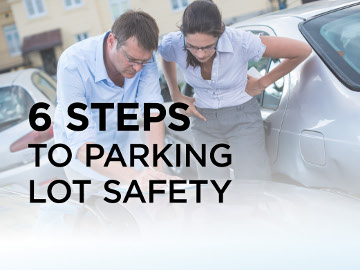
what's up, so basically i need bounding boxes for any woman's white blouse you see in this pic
[159,27,266,109]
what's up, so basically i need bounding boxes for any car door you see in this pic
[236,25,290,164]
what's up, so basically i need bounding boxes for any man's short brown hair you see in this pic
[111,10,159,51]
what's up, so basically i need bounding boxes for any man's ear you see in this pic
[108,33,116,50]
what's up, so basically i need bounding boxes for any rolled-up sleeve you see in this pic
[55,59,97,158]
[241,30,266,62]
[158,32,178,62]
[135,59,164,115]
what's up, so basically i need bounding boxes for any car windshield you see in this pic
[300,4,360,91]
[0,86,34,132]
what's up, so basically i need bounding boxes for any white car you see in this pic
[0,68,66,190]
[162,0,360,195]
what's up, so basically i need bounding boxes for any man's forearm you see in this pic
[77,143,138,182]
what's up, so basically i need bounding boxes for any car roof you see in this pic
[0,70,25,86]
[0,68,41,87]
[232,0,359,26]
[270,0,358,19]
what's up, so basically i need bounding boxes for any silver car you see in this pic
[0,68,66,190]
[163,0,360,195]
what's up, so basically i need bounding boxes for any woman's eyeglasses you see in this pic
[184,37,219,52]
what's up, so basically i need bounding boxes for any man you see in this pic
[54,10,176,190]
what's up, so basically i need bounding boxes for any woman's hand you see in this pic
[172,92,206,121]
[161,58,206,120]
[245,75,267,97]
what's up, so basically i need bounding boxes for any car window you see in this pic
[31,71,57,104]
[300,4,360,91]
[248,31,271,78]
[0,86,34,132]
[263,58,284,110]
[321,11,360,73]
[248,55,271,104]
[246,30,284,109]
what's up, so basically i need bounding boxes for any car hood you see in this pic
[2,180,360,236]
[2,180,360,269]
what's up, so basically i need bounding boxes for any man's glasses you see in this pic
[120,45,155,66]
[113,33,154,66]
[184,37,219,52]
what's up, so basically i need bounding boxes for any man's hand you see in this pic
[245,75,267,97]
[136,168,183,190]
[173,93,206,121]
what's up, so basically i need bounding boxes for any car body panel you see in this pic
[233,1,360,194]
[275,54,360,192]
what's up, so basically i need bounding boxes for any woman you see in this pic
[159,0,312,180]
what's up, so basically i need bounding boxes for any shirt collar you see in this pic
[95,31,111,83]
[216,29,234,53]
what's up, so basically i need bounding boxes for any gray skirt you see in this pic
[190,98,271,180]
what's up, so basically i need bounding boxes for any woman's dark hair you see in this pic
[180,0,225,68]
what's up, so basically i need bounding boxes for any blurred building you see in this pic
[0,0,299,75]
[0,0,23,73]
[7,0,115,75]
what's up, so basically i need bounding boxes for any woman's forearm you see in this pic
[259,36,312,88]
[260,56,307,88]
[161,57,181,100]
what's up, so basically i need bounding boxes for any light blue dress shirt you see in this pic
[159,27,266,109]
[54,32,163,180]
